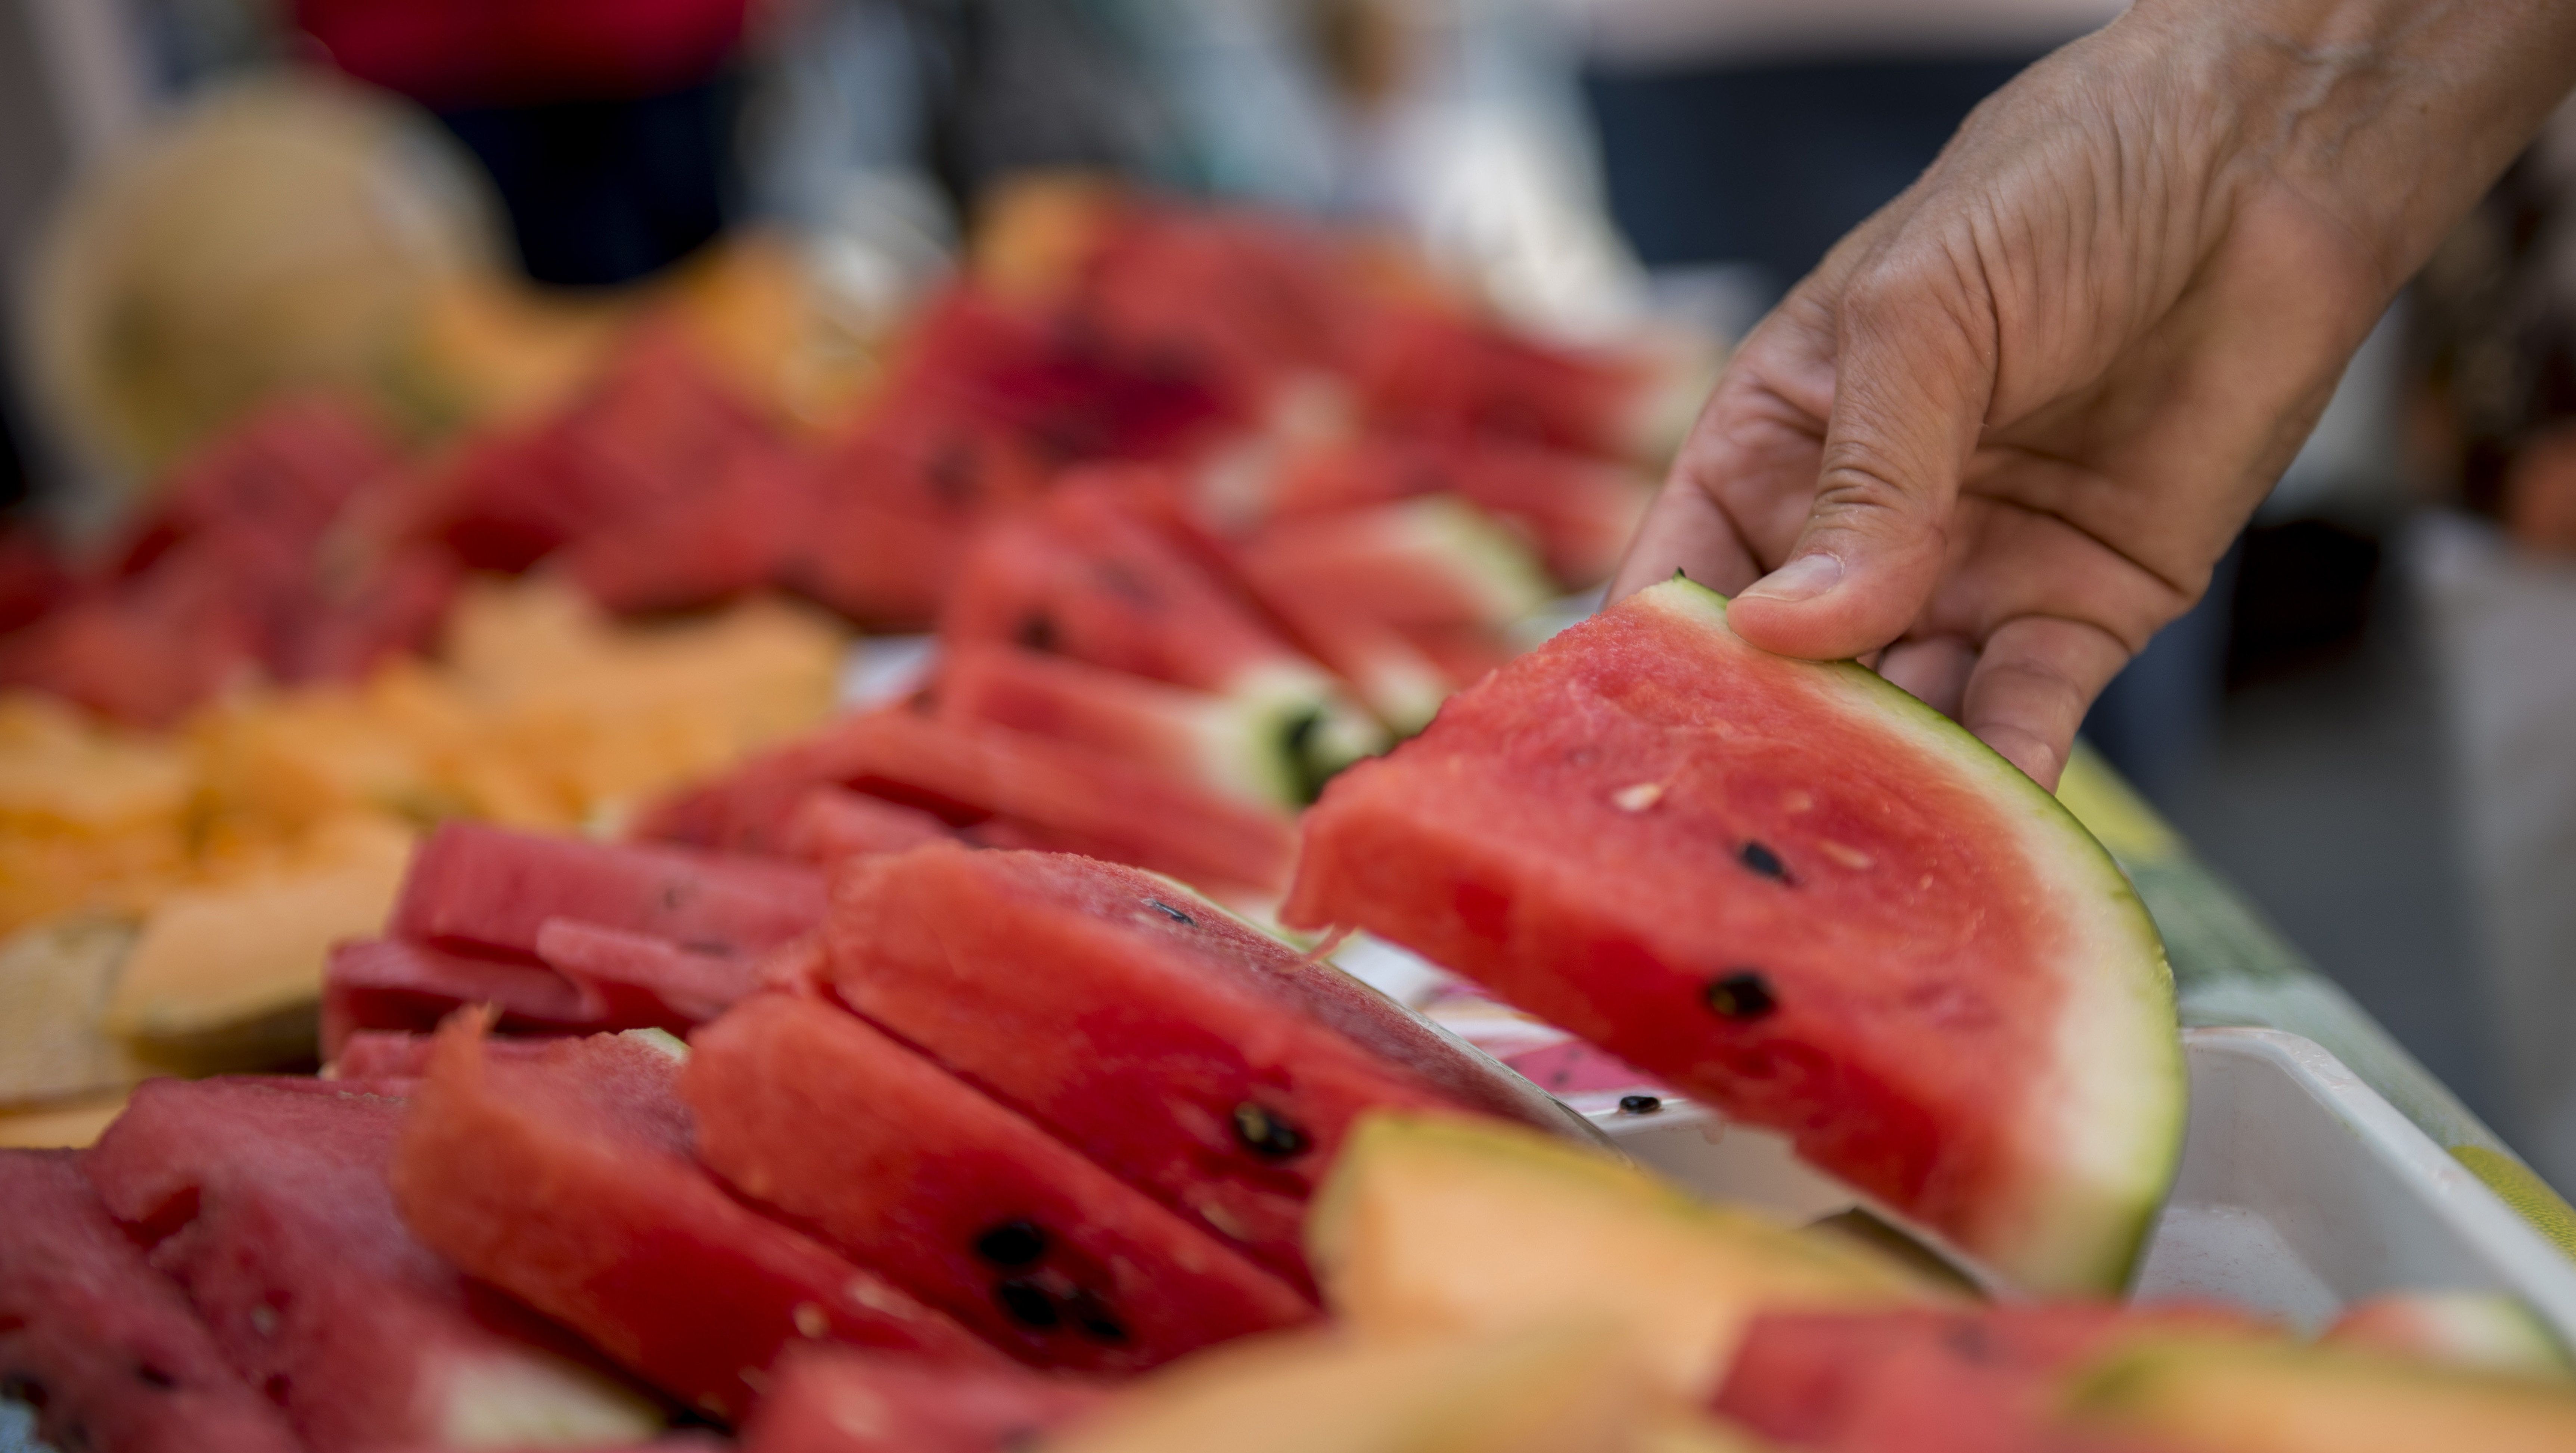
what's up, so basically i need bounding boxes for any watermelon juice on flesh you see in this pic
[0,1149,303,1453]
[81,1076,662,1450]
[686,993,1316,1371]
[636,708,1298,898]
[936,641,1320,809]
[821,844,1592,1284]
[940,484,1383,792]
[392,1014,1000,1424]
[741,1345,1108,1453]
[1282,577,2184,1295]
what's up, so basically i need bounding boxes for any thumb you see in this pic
[1726,279,1994,661]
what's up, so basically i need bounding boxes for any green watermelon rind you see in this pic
[1638,577,2184,1295]
[1228,663,1391,804]
[1386,496,1557,626]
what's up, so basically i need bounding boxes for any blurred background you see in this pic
[2,0,2574,1189]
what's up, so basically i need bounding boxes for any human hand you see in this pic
[1610,0,2576,788]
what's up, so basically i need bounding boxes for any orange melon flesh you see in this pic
[2067,1339,2576,1452]
[1283,577,2182,1294]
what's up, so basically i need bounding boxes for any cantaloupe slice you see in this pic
[103,816,413,1063]
[2066,1338,2576,1453]
[1307,1112,1950,1399]
[0,915,144,1107]
[1042,1325,1652,1453]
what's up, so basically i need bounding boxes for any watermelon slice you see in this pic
[390,1014,1001,1423]
[2324,1291,2575,1379]
[935,642,1314,808]
[1218,563,1455,736]
[562,442,817,615]
[1237,496,1552,630]
[323,937,607,1057]
[1716,1303,2274,1453]
[1351,306,1655,459]
[635,708,1298,898]
[1281,577,2185,1294]
[741,1345,1107,1453]
[779,785,965,863]
[686,993,1316,1371]
[820,844,1594,1285]
[534,917,767,1026]
[0,1148,303,1453]
[1258,435,1652,589]
[81,1076,662,1450]
[392,821,826,962]
[939,484,1383,791]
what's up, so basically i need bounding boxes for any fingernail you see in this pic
[1739,553,1843,605]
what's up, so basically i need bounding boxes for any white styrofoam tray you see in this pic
[1589,1026,2576,1337]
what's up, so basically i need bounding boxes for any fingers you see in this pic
[1727,258,1998,662]
[1606,479,1764,603]
[1877,635,1977,717]
[1956,615,2134,791]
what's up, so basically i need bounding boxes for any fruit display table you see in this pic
[2055,746,2576,1258]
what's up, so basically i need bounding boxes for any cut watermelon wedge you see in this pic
[0,1148,303,1453]
[389,1014,1001,1423]
[533,917,765,1026]
[1224,564,1455,737]
[636,708,1298,898]
[780,786,963,863]
[941,484,1383,790]
[392,822,826,963]
[686,993,1315,1372]
[936,642,1312,808]
[1238,496,1552,630]
[821,844,1595,1286]
[323,937,605,1057]
[1282,578,2184,1294]
[82,1077,663,1449]
[741,1346,1108,1453]
[1258,436,1651,590]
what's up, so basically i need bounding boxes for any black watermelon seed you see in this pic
[134,1361,177,1390]
[1705,970,1777,1021]
[1739,841,1789,881]
[973,1220,1048,1267]
[994,1278,1060,1329]
[1618,1094,1663,1115]
[1016,615,1057,653]
[1067,1292,1130,1344]
[1232,1102,1309,1159]
[1143,898,1197,927]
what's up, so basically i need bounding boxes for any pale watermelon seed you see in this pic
[1611,782,1663,811]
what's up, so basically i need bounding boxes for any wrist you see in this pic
[2117,0,2576,285]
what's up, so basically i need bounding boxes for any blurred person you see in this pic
[1606,0,2576,795]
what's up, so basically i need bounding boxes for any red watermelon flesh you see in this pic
[563,443,817,614]
[114,392,398,577]
[81,1076,658,1450]
[1392,620,1520,692]
[1225,549,1462,736]
[687,993,1317,1372]
[1351,306,1651,459]
[392,821,826,962]
[742,1345,1108,1453]
[1238,496,1552,629]
[821,844,1594,1285]
[935,642,1310,808]
[1281,577,2185,1295]
[780,786,963,864]
[323,937,606,1058]
[329,1028,563,1081]
[635,708,1298,897]
[1260,435,1651,590]
[0,1149,302,1453]
[390,1014,1001,1424]
[1715,1303,2272,1453]
[535,917,768,1026]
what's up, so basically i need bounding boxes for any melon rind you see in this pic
[1642,579,2183,1294]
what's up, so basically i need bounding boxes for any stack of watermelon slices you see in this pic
[24,816,1589,1449]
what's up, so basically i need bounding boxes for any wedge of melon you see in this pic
[684,992,1314,1373]
[740,1345,1107,1453]
[1308,1112,1945,1400]
[1,1148,302,1453]
[1237,496,1552,630]
[2323,1291,2573,1379]
[1041,1326,1652,1453]
[1284,577,2184,1294]
[2066,1339,2576,1453]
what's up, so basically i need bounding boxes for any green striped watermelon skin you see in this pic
[1284,578,2183,1295]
